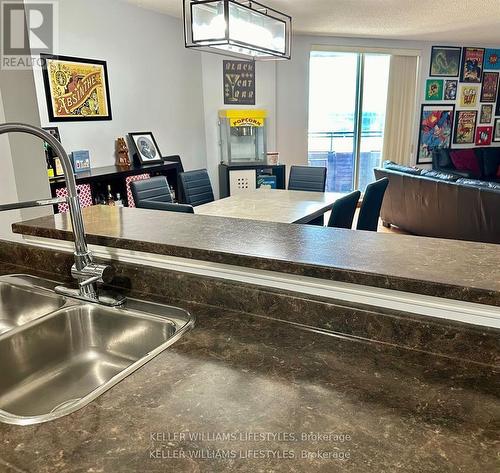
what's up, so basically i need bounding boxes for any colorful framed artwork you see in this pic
[480,104,493,124]
[493,119,500,142]
[458,84,479,108]
[425,79,444,101]
[497,87,500,116]
[40,54,112,121]
[460,47,485,83]
[444,80,458,100]
[453,110,477,145]
[128,132,163,164]
[480,71,499,102]
[484,49,500,70]
[429,46,461,77]
[475,126,493,146]
[417,103,454,164]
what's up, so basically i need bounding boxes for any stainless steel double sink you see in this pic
[0,275,194,426]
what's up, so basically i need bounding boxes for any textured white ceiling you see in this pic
[125,0,500,43]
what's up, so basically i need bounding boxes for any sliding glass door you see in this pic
[308,51,390,192]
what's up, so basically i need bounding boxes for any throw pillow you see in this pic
[450,149,481,177]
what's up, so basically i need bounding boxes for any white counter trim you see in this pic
[24,236,500,329]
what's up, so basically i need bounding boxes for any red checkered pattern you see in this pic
[126,173,151,207]
[55,184,93,213]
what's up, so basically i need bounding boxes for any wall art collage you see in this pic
[418,46,500,163]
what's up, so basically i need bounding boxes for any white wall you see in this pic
[33,0,207,172]
[201,54,277,197]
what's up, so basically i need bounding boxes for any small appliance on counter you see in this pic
[219,109,267,164]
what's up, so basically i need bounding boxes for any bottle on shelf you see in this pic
[46,155,54,178]
[106,185,115,206]
[115,192,124,207]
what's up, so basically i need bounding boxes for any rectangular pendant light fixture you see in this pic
[183,0,292,60]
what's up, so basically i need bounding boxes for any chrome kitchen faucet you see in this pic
[0,122,125,306]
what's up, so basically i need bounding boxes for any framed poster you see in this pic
[444,80,458,100]
[453,110,477,145]
[480,71,499,102]
[480,104,493,124]
[425,79,443,100]
[417,104,454,164]
[458,84,479,108]
[429,46,461,77]
[475,126,493,146]
[497,87,500,116]
[41,54,112,121]
[460,47,485,83]
[493,118,500,142]
[484,49,500,70]
[223,60,255,105]
[128,132,163,164]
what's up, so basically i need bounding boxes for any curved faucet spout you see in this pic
[0,122,89,258]
[0,122,124,306]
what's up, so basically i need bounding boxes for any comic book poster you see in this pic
[425,79,443,100]
[417,104,454,163]
[460,47,485,83]
[429,46,461,76]
[459,84,479,107]
[453,110,477,144]
[484,49,500,70]
[480,104,493,124]
[444,80,457,100]
[475,126,493,146]
[481,71,499,102]
[41,54,112,121]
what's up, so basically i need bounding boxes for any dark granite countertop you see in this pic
[0,294,498,472]
[12,206,500,306]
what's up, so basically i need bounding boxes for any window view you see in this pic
[308,51,390,192]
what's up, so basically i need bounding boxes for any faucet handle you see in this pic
[72,263,115,287]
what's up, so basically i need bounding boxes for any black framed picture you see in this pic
[429,46,461,77]
[417,103,454,164]
[41,54,112,122]
[459,47,485,83]
[223,60,255,105]
[128,132,163,164]
[493,118,500,142]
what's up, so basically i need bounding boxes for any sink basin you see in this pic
[0,276,67,335]
[0,275,194,425]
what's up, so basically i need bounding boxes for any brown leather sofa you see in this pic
[374,163,500,244]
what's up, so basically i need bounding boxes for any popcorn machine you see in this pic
[218,109,267,164]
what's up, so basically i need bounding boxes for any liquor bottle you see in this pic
[46,155,54,178]
[106,185,115,206]
[54,157,64,176]
[115,193,124,207]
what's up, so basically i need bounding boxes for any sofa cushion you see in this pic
[420,169,460,181]
[435,148,453,168]
[479,147,500,177]
[450,149,481,177]
[383,161,422,175]
[456,178,500,191]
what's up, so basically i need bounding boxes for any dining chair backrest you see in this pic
[130,176,172,208]
[356,178,389,232]
[135,201,194,213]
[179,169,215,206]
[288,165,327,192]
[327,190,361,229]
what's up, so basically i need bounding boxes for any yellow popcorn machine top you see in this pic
[218,109,267,164]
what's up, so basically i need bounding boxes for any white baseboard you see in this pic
[23,236,500,329]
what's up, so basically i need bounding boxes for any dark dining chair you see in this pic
[130,176,172,208]
[288,165,327,192]
[356,178,389,232]
[179,169,215,207]
[327,190,361,229]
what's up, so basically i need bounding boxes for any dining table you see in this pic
[195,189,344,224]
